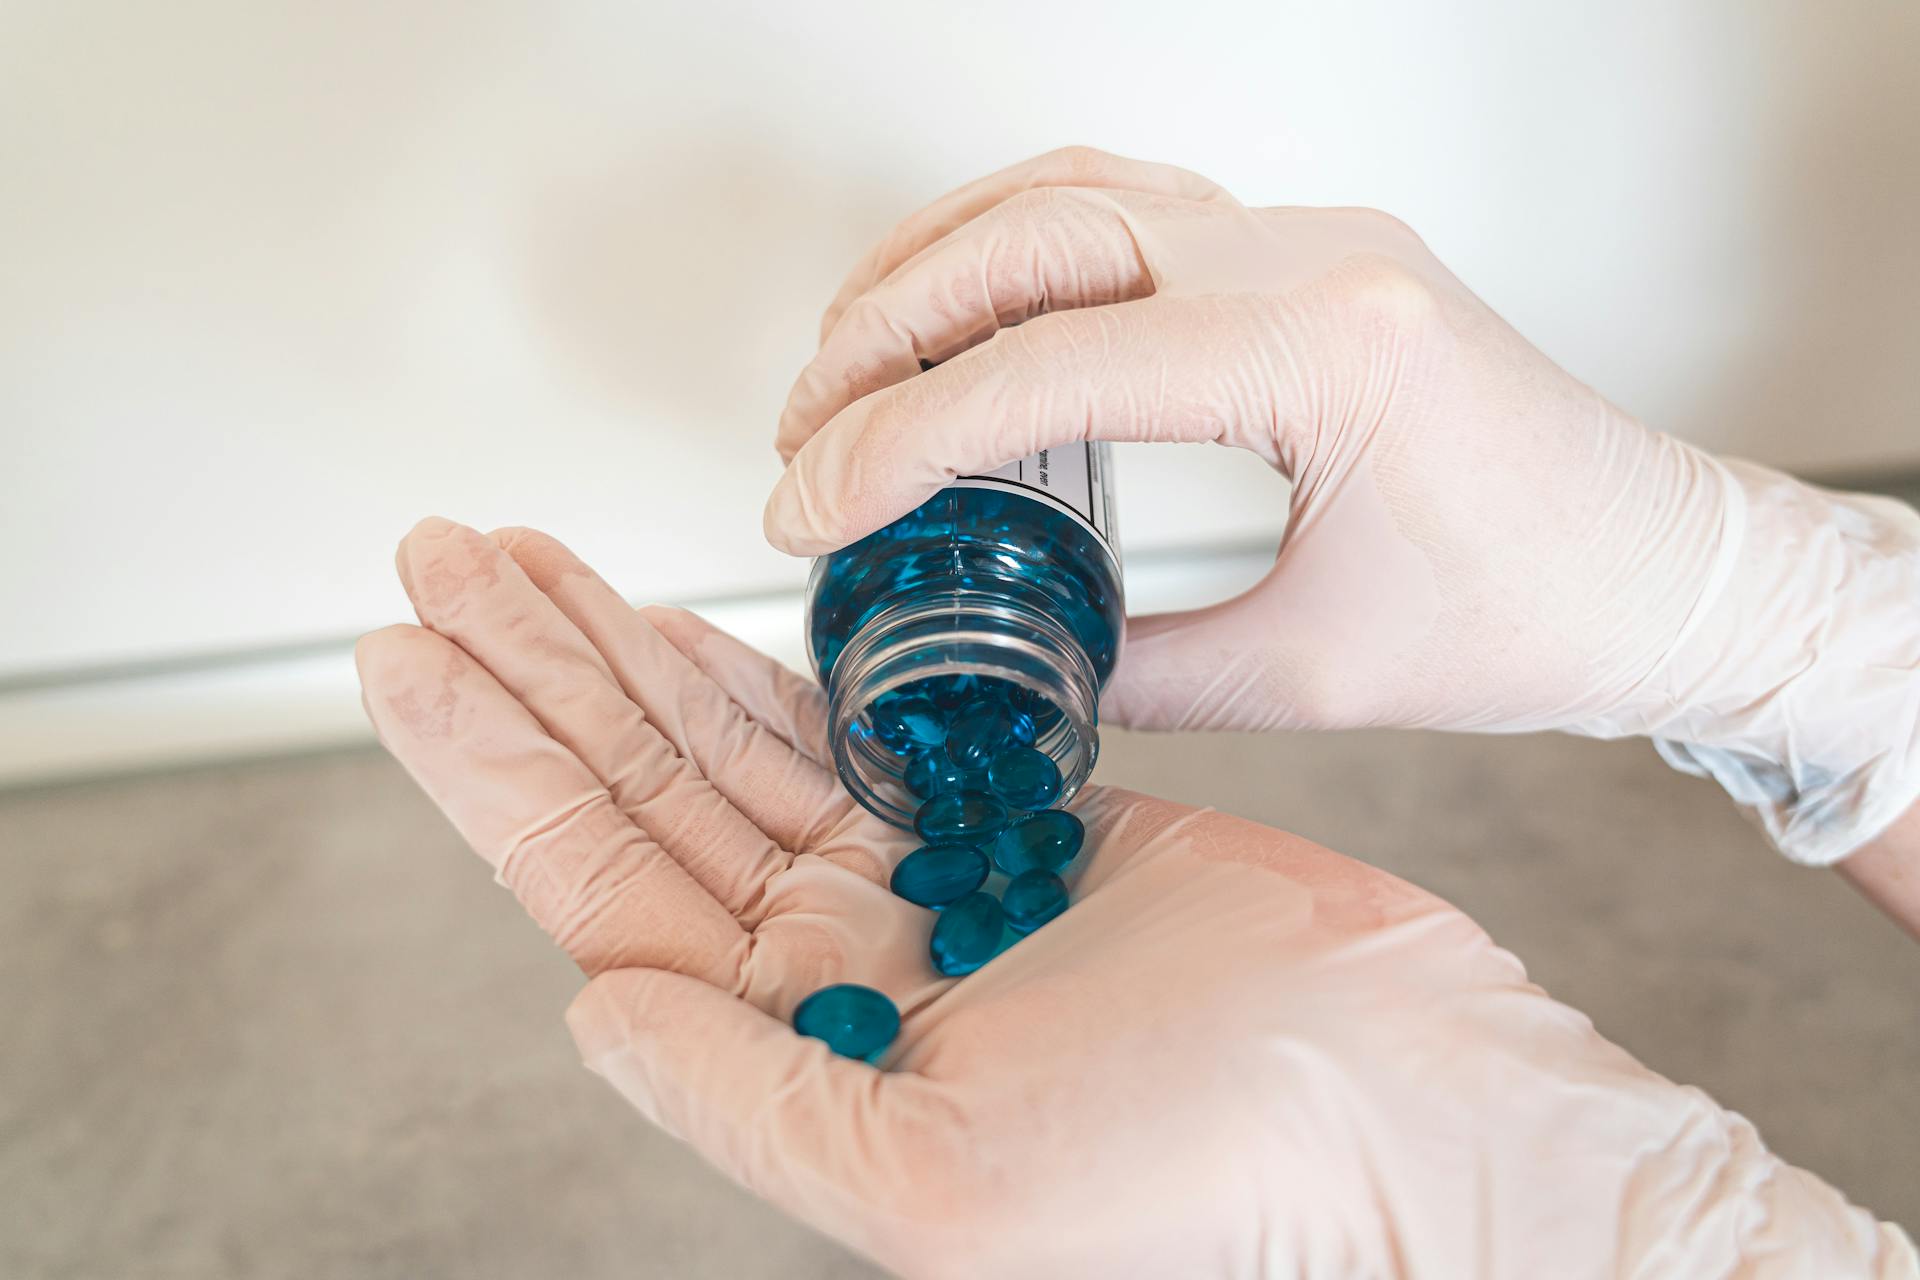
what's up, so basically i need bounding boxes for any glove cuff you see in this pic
[1640,460,1920,865]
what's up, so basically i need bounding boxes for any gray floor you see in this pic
[2,728,1916,1278]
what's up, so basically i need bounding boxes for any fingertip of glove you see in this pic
[564,973,626,1061]
[393,514,469,587]
[485,524,537,549]
[352,623,429,680]
[566,968,676,1062]
[762,481,824,557]
[401,514,459,546]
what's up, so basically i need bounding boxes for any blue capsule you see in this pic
[914,790,1010,845]
[1001,869,1069,933]
[986,745,1062,811]
[992,809,1085,875]
[929,892,1007,976]
[945,700,1017,768]
[889,844,990,908]
[905,750,986,801]
[1006,679,1067,729]
[792,984,901,1063]
[923,673,981,710]
[869,694,947,751]
[862,713,911,755]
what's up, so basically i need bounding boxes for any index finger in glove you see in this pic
[356,623,750,984]
[816,145,1231,344]
[779,185,1168,464]
[766,291,1298,556]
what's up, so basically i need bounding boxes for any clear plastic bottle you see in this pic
[806,444,1123,828]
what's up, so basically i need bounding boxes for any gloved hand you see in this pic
[356,518,1913,1279]
[766,147,1920,866]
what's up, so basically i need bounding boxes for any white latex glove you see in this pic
[766,147,1920,866]
[357,518,1914,1279]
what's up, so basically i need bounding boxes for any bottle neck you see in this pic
[827,590,1102,829]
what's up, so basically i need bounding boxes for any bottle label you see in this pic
[950,442,1121,566]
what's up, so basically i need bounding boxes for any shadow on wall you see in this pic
[509,132,908,429]
[1713,8,1920,472]
[503,23,1920,477]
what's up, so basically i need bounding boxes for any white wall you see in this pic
[4,0,1918,681]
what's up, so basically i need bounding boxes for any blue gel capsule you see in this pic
[904,750,986,801]
[929,892,1006,976]
[869,694,947,750]
[889,844,990,908]
[862,713,911,755]
[792,983,901,1063]
[1006,683,1051,716]
[924,673,981,710]
[992,809,1085,875]
[1001,869,1068,933]
[914,790,1010,845]
[986,745,1062,811]
[969,674,1014,700]
[945,700,1017,768]
[1007,683,1066,734]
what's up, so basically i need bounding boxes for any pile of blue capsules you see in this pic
[791,671,1086,1065]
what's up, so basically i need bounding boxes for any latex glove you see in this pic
[356,518,1913,1279]
[766,147,1920,866]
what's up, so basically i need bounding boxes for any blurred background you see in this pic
[2,1,1916,1276]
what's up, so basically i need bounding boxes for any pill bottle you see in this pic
[806,444,1123,828]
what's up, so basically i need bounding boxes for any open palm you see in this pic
[356,519,1893,1279]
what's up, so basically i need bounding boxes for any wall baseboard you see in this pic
[0,544,1281,790]
[15,464,1919,792]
